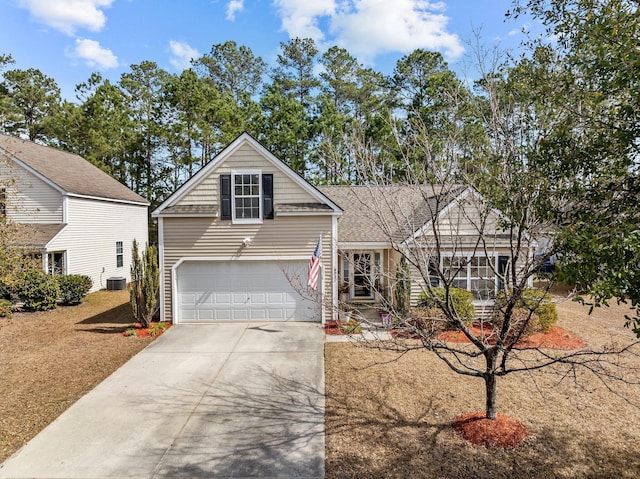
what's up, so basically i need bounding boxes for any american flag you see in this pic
[307,237,322,291]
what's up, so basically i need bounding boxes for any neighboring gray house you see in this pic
[0,134,149,291]
[154,133,534,324]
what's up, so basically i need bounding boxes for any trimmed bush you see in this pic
[520,289,558,332]
[0,299,12,318]
[56,275,93,305]
[494,289,558,335]
[418,287,476,325]
[15,270,59,311]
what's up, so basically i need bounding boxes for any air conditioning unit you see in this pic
[106,277,127,291]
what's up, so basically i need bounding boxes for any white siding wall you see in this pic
[47,197,148,291]
[161,215,334,323]
[0,161,63,223]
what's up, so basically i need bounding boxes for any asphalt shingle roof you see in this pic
[14,223,66,248]
[320,184,467,243]
[0,134,148,205]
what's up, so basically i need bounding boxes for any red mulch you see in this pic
[437,325,585,350]
[324,320,361,335]
[453,411,529,449]
[122,322,172,338]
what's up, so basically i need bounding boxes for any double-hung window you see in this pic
[233,171,261,222]
[116,241,124,268]
[443,255,496,300]
[220,170,274,223]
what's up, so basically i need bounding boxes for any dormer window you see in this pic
[220,171,274,223]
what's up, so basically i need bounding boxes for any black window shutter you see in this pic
[263,174,274,219]
[220,174,231,220]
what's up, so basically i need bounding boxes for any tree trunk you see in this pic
[484,351,498,419]
[484,372,498,419]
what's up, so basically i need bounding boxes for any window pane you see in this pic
[452,279,467,290]
[471,279,495,300]
[444,257,466,278]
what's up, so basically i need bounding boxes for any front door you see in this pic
[352,253,373,299]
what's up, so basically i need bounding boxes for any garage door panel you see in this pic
[176,260,321,323]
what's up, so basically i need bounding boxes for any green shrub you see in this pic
[492,308,542,339]
[15,270,59,311]
[56,275,92,305]
[0,299,12,318]
[519,289,558,332]
[418,287,476,325]
[494,289,558,334]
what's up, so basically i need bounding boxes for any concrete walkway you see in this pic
[0,323,325,479]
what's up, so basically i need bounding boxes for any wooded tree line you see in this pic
[1,1,639,330]
[0,39,474,206]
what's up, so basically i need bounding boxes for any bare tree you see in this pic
[321,58,640,426]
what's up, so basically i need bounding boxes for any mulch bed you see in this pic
[453,411,529,449]
[324,320,361,335]
[122,321,172,337]
[437,324,585,350]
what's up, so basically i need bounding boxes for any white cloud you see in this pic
[70,38,118,68]
[508,23,529,36]
[19,0,113,36]
[274,0,337,41]
[169,40,200,70]
[273,0,464,61]
[226,0,244,21]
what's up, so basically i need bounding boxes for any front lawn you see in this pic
[325,296,640,478]
[0,290,154,463]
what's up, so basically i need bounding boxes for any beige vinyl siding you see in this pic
[162,215,333,323]
[47,197,148,291]
[1,161,63,223]
[177,144,318,207]
[423,199,503,242]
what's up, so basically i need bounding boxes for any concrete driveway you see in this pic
[0,323,325,479]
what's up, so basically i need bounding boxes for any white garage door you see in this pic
[176,260,321,323]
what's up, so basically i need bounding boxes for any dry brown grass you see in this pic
[0,290,153,463]
[325,294,640,478]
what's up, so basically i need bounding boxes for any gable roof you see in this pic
[319,184,468,243]
[153,132,342,216]
[0,134,148,205]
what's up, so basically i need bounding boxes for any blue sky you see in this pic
[1,0,544,100]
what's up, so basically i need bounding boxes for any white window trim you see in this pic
[441,252,499,303]
[46,251,67,276]
[342,250,383,301]
[231,169,263,224]
[116,241,124,268]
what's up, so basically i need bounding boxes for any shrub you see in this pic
[56,275,92,305]
[492,308,542,339]
[0,299,12,318]
[15,270,59,311]
[494,289,558,335]
[130,240,159,328]
[418,287,476,325]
